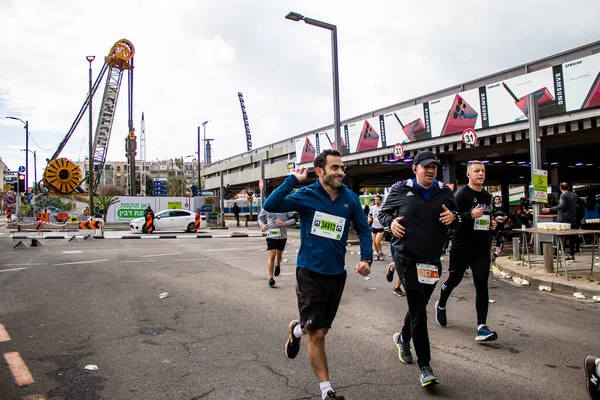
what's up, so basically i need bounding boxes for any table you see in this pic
[513,228,599,280]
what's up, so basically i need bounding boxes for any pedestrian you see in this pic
[263,149,372,400]
[363,202,370,219]
[368,195,386,261]
[378,150,460,387]
[491,195,508,257]
[542,182,583,260]
[585,355,600,400]
[435,160,499,344]
[233,202,241,227]
[257,208,297,287]
[144,206,155,234]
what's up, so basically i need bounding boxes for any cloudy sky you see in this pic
[1,0,599,188]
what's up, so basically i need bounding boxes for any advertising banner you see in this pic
[383,103,429,144]
[428,88,482,138]
[294,133,317,165]
[562,52,600,112]
[345,116,384,154]
[532,169,548,203]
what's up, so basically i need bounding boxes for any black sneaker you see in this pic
[274,265,281,277]
[386,263,395,282]
[285,320,302,359]
[392,332,412,364]
[584,356,600,400]
[394,287,405,297]
[435,301,447,327]
[379,253,386,261]
[419,364,440,386]
[268,277,275,287]
[324,390,345,399]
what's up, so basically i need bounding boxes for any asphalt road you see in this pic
[0,232,598,399]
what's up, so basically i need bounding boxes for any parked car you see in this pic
[129,209,207,233]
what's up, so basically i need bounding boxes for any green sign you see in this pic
[532,169,548,203]
[168,201,182,209]
[117,209,146,219]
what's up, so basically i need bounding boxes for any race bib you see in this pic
[474,215,490,231]
[267,228,282,238]
[311,211,346,240]
[416,263,440,284]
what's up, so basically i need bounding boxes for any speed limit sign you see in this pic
[462,128,477,146]
[392,143,404,159]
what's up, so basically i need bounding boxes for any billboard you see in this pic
[295,52,600,161]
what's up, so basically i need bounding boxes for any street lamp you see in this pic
[20,149,37,194]
[285,12,342,153]
[6,116,29,190]
[86,55,95,214]
[202,120,210,164]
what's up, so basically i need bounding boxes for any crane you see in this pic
[43,39,135,195]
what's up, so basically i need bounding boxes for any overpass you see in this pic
[202,41,600,196]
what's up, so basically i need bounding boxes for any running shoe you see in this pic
[285,320,302,359]
[268,277,276,287]
[274,265,281,277]
[435,301,447,327]
[392,332,412,364]
[324,390,345,399]
[374,254,380,261]
[394,287,405,297]
[475,325,498,342]
[419,365,440,386]
[379,253,386,261]
[584,356,600,400]
[386,263,395,282]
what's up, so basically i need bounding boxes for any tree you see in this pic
[99,185,125,196]
[96,196,120,221]
[167,174,187,196]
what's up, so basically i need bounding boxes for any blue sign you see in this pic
[6,197,14,204]
[18,166,26,174]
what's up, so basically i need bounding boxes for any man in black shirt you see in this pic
[435,160,498,342]
[379,151,460,387]
[542,182,583,260]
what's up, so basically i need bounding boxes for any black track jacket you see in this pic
[379,179,460,263]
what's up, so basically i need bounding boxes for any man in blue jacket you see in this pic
[264,149,372,400]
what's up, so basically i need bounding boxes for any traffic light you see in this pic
[18,173,25,192]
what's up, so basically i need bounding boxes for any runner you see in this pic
[263,149,372,400]
[257,208,297,287]
[435,160,499,342]
[491,195,508,257]
[378,150,460,387]
[368,195,386,261]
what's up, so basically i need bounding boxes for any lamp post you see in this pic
[6,117,29,191]
[21,149,37,194]
[86,55,96,214]
[285,12,342,153]
[202,120,210,164]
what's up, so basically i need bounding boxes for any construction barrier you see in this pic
[10,219,104,248]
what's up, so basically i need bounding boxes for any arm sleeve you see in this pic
[378,182,402,228]
[353,197,373,261]
[284,212,297,226]
[550,193,567,213]
[454,189,472,222]
[263,175,302,212]
[447,193,461,228]
[257,209,267,227]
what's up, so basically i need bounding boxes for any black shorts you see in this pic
[266,238,287,251]
[296,267,346,331]
[371,227,384,234]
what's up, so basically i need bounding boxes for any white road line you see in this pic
[53,259,109,266]
[0,324,11,342]
[4,352,35,386]
[62,251,83,254]
[141,253,182,258]
[0,268,27,273]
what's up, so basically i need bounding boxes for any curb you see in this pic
[493,259,600,299]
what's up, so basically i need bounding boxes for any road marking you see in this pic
[62,251,83,254]
[0,324,11,342]
[3,263,44,266]
[4,352,35,386]
[0,268,27,273]
[141,252,182,258]
[53,259,109,266]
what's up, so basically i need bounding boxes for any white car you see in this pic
[129,209,208,233]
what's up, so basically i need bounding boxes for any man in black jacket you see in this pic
[379,151,460,387]
[542,182,584,260]
[435,160,498,342]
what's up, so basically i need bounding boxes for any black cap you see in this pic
[412,151,441,166]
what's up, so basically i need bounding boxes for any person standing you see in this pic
[263,149,372,400]
[233,202,241,227]
[491,195,508,257]
[368,195,386,261]
[378,151,460,387]
[435,160,498,343]
[144,206,155,234]
[542,182,583,260]
[257,208,297,287]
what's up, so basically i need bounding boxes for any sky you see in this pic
[1,0,600,189]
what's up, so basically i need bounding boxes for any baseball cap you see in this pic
[412,151,441,166]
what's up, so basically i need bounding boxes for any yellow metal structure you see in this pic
[44,158,82,194]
